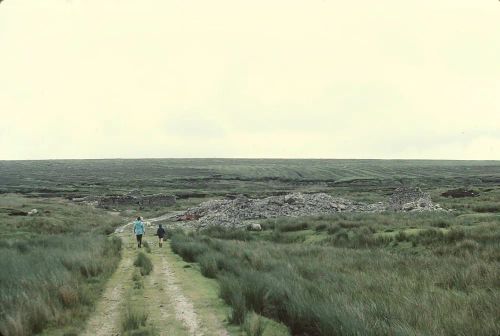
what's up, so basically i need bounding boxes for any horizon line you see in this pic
[1,157,499,162]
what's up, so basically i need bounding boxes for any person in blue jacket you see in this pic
[133,216,145,248]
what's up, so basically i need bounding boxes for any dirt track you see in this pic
[81,220,228,336]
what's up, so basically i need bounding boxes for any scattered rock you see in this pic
[179,189,443,229]
[177,214,201,222]
[179,193,372,228]
[27,209,38,216]
[387,187,442,212]
[441,188,480,198]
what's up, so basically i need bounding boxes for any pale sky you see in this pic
[0,0,499,160]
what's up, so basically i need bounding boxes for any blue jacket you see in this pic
[133,220,145,235]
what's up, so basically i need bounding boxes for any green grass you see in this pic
[134,252,153,276]
[243,312,267,336]
[170,210,500,336]
[162,240,289,336]
[121,304,157,336]
[142,240,152,253]
[1,159,498,199]
[1,159,498,336]
[0,195,123,336]
[0,235,122,336]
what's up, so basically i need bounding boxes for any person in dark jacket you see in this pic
[156,224,166,247]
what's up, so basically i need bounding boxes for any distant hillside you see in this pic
[0,159,499,197]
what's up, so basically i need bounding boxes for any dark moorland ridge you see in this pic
[0,159,499,198]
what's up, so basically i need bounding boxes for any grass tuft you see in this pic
[134,252,153,276]
[243,311,267,336]
[143,241,152,253]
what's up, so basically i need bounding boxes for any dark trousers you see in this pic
[136,234,143,247]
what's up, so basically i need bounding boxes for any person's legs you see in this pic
[136,234,143,248]
[159,237,163,247]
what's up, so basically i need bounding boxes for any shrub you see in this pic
[134,252,153,276]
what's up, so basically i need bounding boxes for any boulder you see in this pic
[247,223,262,231]
[27,209,38,216]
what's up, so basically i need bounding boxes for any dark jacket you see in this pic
[157,227,166,238]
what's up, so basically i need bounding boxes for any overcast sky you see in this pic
[0,0,499,160]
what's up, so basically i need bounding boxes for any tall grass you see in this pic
[0,195,123,336]
[134,252,153,276]
[243,312,267,336]
[142,240,152,253]
[0,235,121,336]
[170,228,500,336]
[121,303,157,336]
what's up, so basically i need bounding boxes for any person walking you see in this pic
[133,216,145,248]
[156,224,166,248]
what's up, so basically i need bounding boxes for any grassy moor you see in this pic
[0,159,498,336]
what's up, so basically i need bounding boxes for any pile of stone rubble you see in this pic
[179,187,443,228]
[387,187,442,211]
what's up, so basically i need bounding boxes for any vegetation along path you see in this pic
[82,220,231,336]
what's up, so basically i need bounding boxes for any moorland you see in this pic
[0,159,498,335]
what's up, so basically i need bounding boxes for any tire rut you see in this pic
[160,256,202,336]
[81,251,131,336]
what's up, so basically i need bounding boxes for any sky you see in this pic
[0,0,499,160]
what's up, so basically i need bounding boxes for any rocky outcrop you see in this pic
[178,188,443,228]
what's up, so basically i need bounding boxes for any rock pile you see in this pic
[179,188,442,228]
[180,193,378,228]
[387,187,442,211]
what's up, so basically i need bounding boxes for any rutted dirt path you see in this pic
[80,236,132,336]
[160,256,201,335]
[81,219,229,336]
